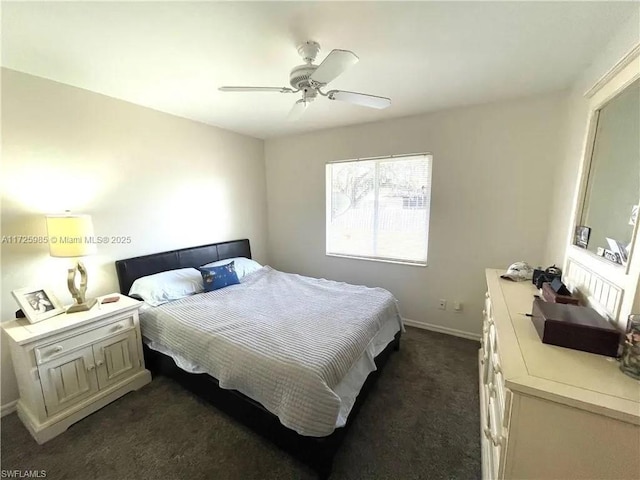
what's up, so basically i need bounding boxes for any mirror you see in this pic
[577,78,640,265]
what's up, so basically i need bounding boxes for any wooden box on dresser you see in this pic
[480,269,640,480]
[2,294,151,444]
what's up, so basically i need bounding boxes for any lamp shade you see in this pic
[46,214,97,257]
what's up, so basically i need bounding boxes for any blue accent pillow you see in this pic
[198,261,240,292]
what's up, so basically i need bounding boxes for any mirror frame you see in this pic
[564,44,640,324]
[574,82,639,275]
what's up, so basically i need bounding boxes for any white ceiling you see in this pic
[2,2,636,139]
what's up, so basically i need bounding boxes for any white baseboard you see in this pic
[1,400,18,418]
[402,318,481,342]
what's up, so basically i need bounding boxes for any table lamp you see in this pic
[46,213,97,313]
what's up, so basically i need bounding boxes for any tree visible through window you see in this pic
[326,154,432,265]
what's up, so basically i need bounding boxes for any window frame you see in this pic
[325,153,432,267]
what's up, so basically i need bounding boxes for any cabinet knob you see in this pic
[87,364,95,371]
[97,360,104,367]
[114,324,124,331]
[54,345,63,353]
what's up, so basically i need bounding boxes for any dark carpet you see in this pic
[1,328,481,480]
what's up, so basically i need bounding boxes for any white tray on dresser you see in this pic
[480,269,640,480]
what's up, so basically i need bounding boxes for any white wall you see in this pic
[544,7,640,266]
[265,92,566,337]
[0,69,267,408]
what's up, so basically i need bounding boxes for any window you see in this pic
[326,154,432,265]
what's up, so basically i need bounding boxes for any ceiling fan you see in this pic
[219,41,391,120]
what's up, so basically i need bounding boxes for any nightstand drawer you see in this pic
[35,316,134,365]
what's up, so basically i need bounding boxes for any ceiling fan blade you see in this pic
[310,49,359,85]
[219,86,294,93]
[287,100,308,121]
[327,90,391,109]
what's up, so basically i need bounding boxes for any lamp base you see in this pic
[66,298,98,314]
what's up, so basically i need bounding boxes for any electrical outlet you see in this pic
[438,299,447,310]
[453,301,463,312]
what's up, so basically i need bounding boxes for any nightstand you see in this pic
[2,294,151,444]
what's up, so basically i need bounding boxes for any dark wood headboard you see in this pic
[115,239,251,295]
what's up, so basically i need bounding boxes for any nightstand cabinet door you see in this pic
[93,330,140,390]
[38,346,99,416]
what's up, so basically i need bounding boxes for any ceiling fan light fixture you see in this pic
[287,99,308,121]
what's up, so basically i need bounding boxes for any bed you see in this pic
[115,239,402,478]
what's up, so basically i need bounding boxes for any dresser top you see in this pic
[2,294,141,345]
[486,269,640,424]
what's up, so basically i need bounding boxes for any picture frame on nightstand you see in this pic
[11,287,65,324]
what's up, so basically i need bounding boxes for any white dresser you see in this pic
[3,294,151,444]
[480,269,640,480]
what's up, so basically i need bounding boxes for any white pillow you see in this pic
[129,268,204,306]
[201,257,262,280]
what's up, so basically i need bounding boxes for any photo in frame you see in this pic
[12,287,65,324]
[574,225,591,249]
[603,249,622,265]
[606,237,629,265]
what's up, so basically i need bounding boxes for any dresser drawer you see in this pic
[489,323,498,353]
[494,369,506,422]
[483,396,504,479]
[488,396,505,473]
[481,321,490,356]
[34,316,135,365]
[484,292,493,321]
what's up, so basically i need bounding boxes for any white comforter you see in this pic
[140,266,402,436]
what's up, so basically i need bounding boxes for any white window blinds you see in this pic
[326,154,432,265]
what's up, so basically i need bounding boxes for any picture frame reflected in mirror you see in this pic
[574,225,591,249]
